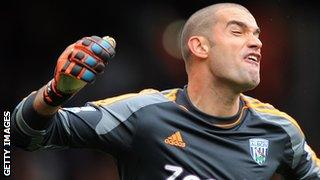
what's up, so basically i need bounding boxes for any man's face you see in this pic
[208,7,262,92]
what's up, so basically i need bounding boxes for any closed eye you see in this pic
[227,20,260,38]
[232,30,242,36]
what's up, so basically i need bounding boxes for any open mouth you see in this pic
[245,53,261,65]
[248,55,258,62]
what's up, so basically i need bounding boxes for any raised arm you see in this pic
[11,36,116,150]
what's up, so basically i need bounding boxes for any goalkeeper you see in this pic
[12,2,320,179]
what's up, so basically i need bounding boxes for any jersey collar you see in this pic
[175,86,248,129]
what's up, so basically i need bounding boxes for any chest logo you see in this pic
[249,138,269,165]
[164,131,186,148]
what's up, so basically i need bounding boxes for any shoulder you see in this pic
[91,88,180,109]
[242,94,305,139]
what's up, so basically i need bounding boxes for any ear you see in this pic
[187,36,210,59]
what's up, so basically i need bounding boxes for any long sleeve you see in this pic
[11,89,167,157]
[11,92,140,156]
[280,123,320,179]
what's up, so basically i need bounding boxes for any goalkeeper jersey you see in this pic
[12,86,320,179]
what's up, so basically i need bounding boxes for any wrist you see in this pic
[32,86,61,116]
[43,79,73,106]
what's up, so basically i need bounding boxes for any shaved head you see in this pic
[180,3,250,63]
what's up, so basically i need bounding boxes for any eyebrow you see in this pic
[226,20,261,35]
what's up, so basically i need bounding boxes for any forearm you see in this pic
[12,88,111,151]
[11,91,51,151]
[20,86,60,130]
[12,88,66,150]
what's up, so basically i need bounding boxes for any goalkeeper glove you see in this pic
[43,35,116,106]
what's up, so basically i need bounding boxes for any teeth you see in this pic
[248,55,257,62]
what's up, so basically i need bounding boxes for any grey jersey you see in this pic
[12,87,320,179]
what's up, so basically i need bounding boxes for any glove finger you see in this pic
[77,36,116,63]
[63,58,96,84]
[70,63,96,83]
[79,68,96,83]
[72,50,106,74]
[55,44,75,73]
[91,35,116,60]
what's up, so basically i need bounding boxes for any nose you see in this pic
[247,35,262,50]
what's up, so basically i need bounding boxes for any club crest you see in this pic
[249,138,269,165]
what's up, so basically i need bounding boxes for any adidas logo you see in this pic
[164,131,186,148]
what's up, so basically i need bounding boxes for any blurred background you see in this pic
[1,0,319,179]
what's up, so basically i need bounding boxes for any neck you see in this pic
[187,71,241,117]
